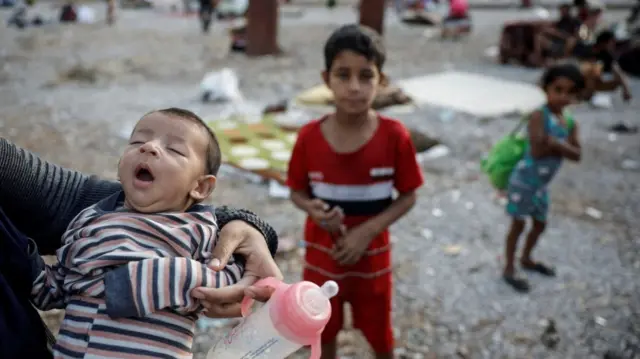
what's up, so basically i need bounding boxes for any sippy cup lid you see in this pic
[300,281,339,317]
[271,280,339,347]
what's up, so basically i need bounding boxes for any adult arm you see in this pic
[0,138,278,256]
[0,138,121,254]
[567,121,582,163]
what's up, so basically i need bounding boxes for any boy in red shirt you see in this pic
[286,24,424,359]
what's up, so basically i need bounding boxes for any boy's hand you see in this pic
[622,88,632,102]
[332,223,376,266]
[305,199,344,234]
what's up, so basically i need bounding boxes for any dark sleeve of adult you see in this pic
[0,138,279,256]
[0,137,121,255]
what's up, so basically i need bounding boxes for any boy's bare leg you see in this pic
[530,33,550,65]
[579,61,600,100]
[320,341,337,359]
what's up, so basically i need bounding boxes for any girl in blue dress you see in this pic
[503,64,584,293]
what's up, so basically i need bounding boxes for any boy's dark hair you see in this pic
[541,63,585,92]
[323,24,386,71]
[154,107,222,176]
[595,30,615,46]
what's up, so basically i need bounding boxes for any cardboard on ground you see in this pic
[207,115,297,184]
[397,71,546,118]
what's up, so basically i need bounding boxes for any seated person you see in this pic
[441,0,471,38]
[578,30,632,102]
[557,6,603,60]
[530,3,581,65]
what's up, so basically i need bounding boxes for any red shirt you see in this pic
[287,115,424,280]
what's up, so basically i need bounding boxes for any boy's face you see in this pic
[559,5,571,17]
[118,112,216,213]
[323,50,383,116]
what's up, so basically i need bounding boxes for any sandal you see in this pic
[503,274,530,293]
[521,262,556,277]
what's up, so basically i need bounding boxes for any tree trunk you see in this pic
[246,0,280,56]
[359,0,386,35]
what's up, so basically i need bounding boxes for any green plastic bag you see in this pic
[480,109,574,190]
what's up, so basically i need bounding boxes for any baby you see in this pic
[30,108,242,359]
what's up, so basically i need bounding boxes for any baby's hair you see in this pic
[323,24,386,71]
[151,107,221,176]
[540,63,585,93]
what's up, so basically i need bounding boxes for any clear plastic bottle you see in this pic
[206,277,339,359]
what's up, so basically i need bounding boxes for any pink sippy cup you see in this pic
[206,277,339,359]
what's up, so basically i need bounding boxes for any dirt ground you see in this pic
[1,2,639,359]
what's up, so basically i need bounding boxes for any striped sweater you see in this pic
[30,191,244,359]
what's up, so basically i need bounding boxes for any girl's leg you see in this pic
[504,218,525,277]
[503,218,530,292]
[521,219,556,276]
[520,218,545,264]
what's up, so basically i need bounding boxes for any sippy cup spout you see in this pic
[320,281,339,299]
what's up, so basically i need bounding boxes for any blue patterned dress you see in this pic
[506,106,571,222]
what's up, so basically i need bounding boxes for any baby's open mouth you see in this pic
[135,164,155,182]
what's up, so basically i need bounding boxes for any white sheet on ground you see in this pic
[397,71,546,118]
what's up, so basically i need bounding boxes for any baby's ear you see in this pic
[190,175,216,202]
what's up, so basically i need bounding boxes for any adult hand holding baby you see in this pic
[192,220,283,318]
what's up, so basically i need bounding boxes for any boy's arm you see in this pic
[333,125,424,265]
[359,124,424,236]
[287,128,344,232]
[103,256,242,318]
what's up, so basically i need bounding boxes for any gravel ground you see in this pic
[1,3,638,359]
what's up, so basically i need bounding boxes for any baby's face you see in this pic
[118,112,212,213]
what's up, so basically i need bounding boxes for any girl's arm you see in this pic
[528,111,581,161]
[566,121,582,162]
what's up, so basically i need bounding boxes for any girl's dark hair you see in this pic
[323,24,386,71]
[540,63,585,92]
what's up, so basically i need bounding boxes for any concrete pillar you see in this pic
[246,0,280,56]
[359,0,386,35]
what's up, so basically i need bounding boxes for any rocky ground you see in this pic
[1,2,639,359]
